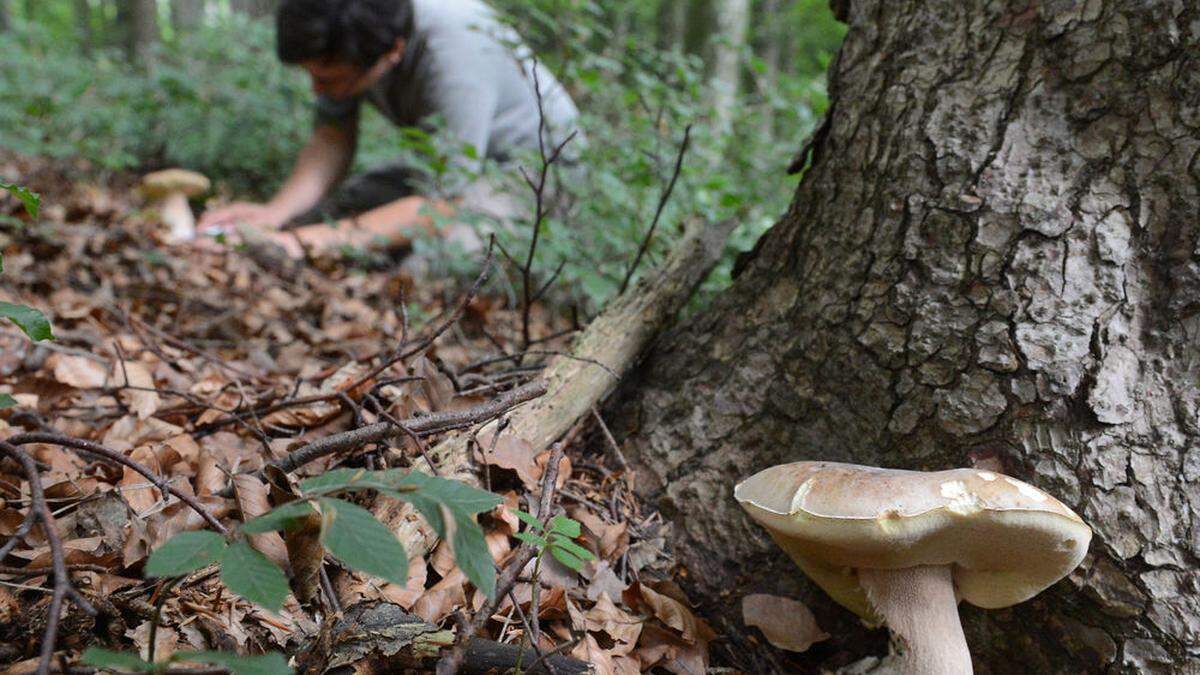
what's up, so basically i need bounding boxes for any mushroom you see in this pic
[734,461,1091,674]
[139,169,211,242]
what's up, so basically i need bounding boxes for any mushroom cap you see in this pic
[140,169,211,198]
[734,461,1091,619]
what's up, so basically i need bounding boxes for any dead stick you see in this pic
[436,445,566,675]
[6,433,228,535]
[0,442,97,675]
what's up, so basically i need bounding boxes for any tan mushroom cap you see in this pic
[734,461,1091,621]
[140,169,211,198]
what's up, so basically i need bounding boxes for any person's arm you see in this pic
[268,122,358,222]
[198,121,357,230]
[272,195,455,257]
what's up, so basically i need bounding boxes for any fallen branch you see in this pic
[268,380,547,474]
[368,215,736,638]
[0,441,98,675]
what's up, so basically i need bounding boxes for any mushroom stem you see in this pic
[158,191,197,242]
[857,565,973,675]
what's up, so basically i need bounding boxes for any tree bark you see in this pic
[710,0,750,136]
[615,0,1200,673]
[755,0,784,140]
[171,0,205,32]
[116,0,159,62]
[73,0,92,52]
[230,0,276,19]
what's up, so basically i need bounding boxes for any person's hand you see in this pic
[197,202,288,235]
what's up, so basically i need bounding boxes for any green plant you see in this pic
[146,468,503,608]
[0,181,53,409]
[513,511,595,572]
[81,647,290,675]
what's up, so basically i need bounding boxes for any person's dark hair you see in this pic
[277,0,414,67]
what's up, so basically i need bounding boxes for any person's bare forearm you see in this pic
[287,196,455,253]
[268,124,357,221]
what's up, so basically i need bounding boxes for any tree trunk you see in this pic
[116,0,158,62]
[230,0,276,19]
[755,0,784,139]
[656,0,688,53]
[171,0,204,32]
[73,0,93,53]
[710,0,750,135]
[615,0,1200,673]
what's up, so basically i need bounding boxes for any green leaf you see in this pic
[300,468,397,496]
[549,536,595,564]
[450,508,496,599]
[220,539,289,611]
[0,301,53,341]
[146,530,226,577]
[0,394,15,409]
[242,500,316,534]
[548,546,587,572]
[81,647,154,672]
[413,473,503,514]
[0,182,40,219]
[172,651,291,675]
[318,498,408,585]
[549,515,581,538]
[514,509,542,531]
[512,531,546,549]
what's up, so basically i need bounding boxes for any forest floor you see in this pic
[0,152,725,674]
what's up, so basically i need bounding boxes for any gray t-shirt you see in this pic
[315,0,581,169]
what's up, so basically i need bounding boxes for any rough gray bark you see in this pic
[711,0,750,134]
[230,0,276,19]
[73,0,92,52]
[616,0,1200,673]
[171,0,205,32]
[116,0,159,62]
[755,0,784,139]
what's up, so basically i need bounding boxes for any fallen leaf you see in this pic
[49,353,108,389]
[114,360,160,419]
[233,474,291,569]
[741,593,829,653]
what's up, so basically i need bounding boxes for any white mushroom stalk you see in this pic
[858,565,972,675]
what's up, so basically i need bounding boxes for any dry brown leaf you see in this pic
[584,593,642,654]
[741,593,829,653]
[48,353,108,389]
[572,633,618,675]
[232,474,291,569]
[479,430,540,489]
[414,568,467,623]
[623,582,715,645]
[119,446,163,515]
[583,560,628,603]
[114,360,160,419]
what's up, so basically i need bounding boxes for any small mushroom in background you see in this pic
[139,169,211,242]
[734,461,1092,675]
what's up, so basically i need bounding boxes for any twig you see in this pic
[436,444,566,675]
[591,407,633,479]
[620,124,692,294]
[519,61,579,351]
[0,441,98,675]
[266,380,547,475]
[6,433,228,534]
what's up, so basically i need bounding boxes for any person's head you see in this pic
[277,0,415,99]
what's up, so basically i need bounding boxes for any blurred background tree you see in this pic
[0,0,845,309]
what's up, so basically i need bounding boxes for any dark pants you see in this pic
[290,162,426,226]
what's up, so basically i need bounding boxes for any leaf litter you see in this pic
[0,154,717,674]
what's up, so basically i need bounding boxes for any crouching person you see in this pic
[198,0,581,262]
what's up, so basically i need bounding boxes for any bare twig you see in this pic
[267,380,547,475]
[0,441,98,675]
[437,445,566,675]
[6,433,228,534]
[620,125,692,294]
